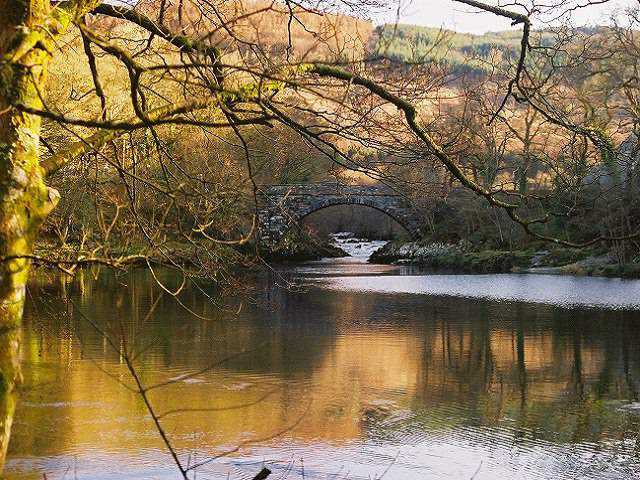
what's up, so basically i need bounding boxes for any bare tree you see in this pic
[2,0,640,475]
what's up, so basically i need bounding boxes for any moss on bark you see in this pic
[0,0,66,469]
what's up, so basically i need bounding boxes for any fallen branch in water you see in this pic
[252,467,272,480]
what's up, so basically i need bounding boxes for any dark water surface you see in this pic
[6,259,640,479]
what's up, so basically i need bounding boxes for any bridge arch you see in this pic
[296,198,415,236]
[257,183,424,246]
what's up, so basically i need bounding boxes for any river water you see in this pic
[6,242,640,480]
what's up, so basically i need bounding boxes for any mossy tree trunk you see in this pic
[0,0,60,469]
[0,1,202,470]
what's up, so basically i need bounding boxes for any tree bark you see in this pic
[0,0,59,469]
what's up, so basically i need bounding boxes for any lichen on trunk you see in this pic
[0,0,61,469]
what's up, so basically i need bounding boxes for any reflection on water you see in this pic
[5,264,640,479]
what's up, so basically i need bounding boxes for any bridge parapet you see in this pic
[259,182,402,198]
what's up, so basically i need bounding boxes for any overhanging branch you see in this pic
[91,4,224,85]
[452,0,532,124]
[308,63,640,248]
[40,99,213,176]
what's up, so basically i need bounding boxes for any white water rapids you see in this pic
[328,232,388,260]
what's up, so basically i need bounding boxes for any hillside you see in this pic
[370,24,572,75]
[133,0,374,61]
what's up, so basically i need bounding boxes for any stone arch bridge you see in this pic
[257,183,424,246]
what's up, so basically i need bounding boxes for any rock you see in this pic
[360,399,398,422]
[530,250,550,267]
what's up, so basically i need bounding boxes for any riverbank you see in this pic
[369,240,640,278]
[33,234,640,279]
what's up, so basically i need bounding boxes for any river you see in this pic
[5,240,640,479]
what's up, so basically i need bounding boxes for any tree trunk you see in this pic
[0,1,59,470]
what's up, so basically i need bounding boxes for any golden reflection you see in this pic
[6,269,640,478]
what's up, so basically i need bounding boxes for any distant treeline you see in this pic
[370,24,601,76]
